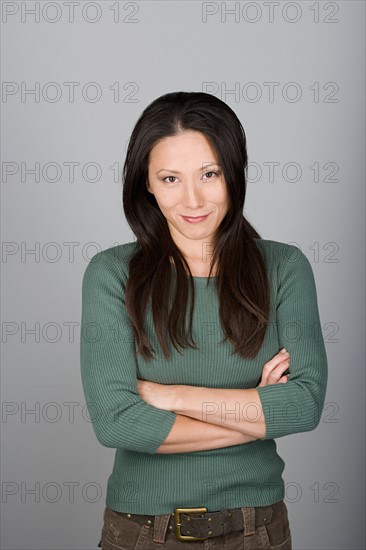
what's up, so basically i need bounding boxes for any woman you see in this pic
[80,91,328,549]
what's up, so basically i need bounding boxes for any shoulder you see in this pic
[254,238,312,277]
[254,238,300,263]
[82,241,140,285]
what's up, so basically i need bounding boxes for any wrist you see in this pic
[170,384,187,413]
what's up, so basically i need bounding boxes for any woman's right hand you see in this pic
[257,349,290,387]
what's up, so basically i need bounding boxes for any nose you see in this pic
[182,181,205,209]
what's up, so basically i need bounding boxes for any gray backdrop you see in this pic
[1,1,365,549]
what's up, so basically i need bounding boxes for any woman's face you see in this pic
[146,130,229,255]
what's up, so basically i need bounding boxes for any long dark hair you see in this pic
[122,91,270,360]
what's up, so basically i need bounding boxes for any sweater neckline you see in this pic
[191,275,217,279]
[190,275,218,285]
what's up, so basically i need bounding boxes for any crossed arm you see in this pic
[136,350,290,453]
[81,247,327,456]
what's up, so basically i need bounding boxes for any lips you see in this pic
[181,213,210,223]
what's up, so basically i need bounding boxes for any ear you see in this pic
[146,179,153,194]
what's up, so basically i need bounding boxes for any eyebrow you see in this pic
[156,163,221,175]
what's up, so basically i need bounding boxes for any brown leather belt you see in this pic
[112,501,280,541]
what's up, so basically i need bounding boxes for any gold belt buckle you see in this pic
[174,507,208,541]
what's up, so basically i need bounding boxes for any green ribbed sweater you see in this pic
[80,238,328,514]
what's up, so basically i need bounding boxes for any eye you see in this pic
[162,176,178,183]
[202,171,219,181]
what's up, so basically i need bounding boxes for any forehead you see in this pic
[148,131,219,163]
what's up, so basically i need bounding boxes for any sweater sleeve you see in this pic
[79,249,177,454]
[256,245,328,439]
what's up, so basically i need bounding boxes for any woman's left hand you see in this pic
[136,379,177,411]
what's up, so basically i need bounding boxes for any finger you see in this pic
[264,350,290,372]
[258,349,289,386]
[266,360,290,385]
[260,352,290,386]
[261,358,290,386]
[258,362,288,387]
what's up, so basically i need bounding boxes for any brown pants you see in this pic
[97,500,292,549]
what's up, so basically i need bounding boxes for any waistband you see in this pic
[108,500,283,542]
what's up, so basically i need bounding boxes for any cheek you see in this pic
[210,179,228,201]
[211,189,228,205]
[154,194,178,213]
